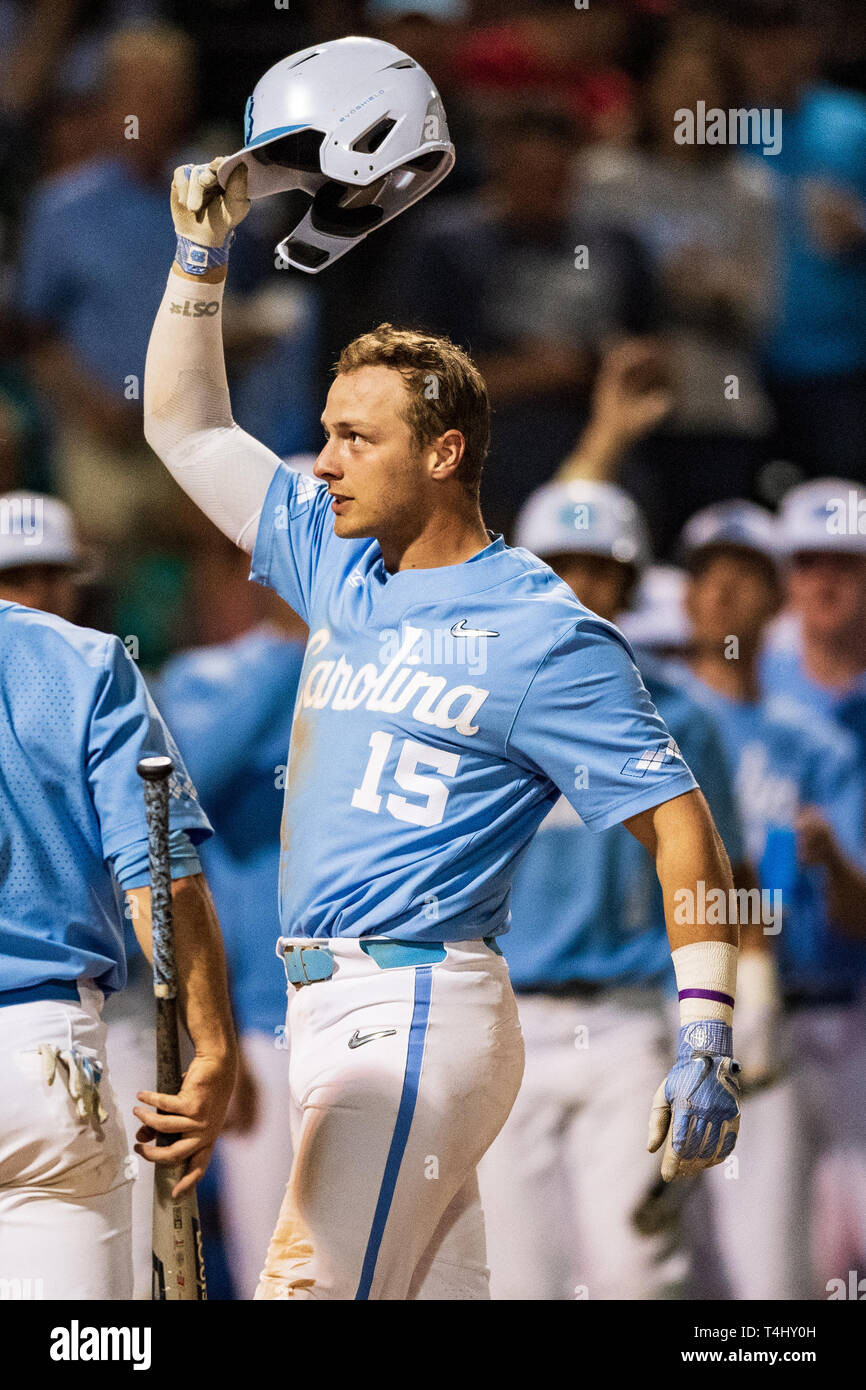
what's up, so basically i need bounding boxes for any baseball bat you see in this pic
[137,755,207,1302]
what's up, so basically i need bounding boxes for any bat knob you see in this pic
[137,755,175,782]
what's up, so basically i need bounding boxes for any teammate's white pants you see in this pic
[217,1028,294,1300]
[254,938,524,1301]
[0,984,134,1300]
[478,988,695,1300]
[706,999,866,1299]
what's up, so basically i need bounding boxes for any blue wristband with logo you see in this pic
[175,232,234,277]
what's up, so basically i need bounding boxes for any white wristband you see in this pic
[672,941,738,1026]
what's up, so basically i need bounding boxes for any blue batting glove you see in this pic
[648,1021,741,1181]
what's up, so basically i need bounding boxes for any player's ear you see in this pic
[428,429,465,484]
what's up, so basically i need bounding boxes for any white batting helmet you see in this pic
[679,500,780,566]
[515,481,652,573]
[218,35,454,273]
[778,478,866,556]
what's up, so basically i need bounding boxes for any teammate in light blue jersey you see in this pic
[0,603,208,998]
[157,578,307,1298]
[0,549,236,1298]
[760,478,866,774]
[679,499,866,1299]
[681,501,866,997]
[479,476,745,1300]
[143,163,742,1300]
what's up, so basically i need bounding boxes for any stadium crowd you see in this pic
[1,0,866,1300]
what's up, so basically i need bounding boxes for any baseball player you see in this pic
[0,492,157,1299]
[678,500,866,1297]
[142,143,741,1301]
[477,480,747,1301]
[761,478,866,769]
[0,584,237,1298]
[157,577,307,1299]
[0,491,84,622]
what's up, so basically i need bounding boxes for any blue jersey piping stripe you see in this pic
[354,966,433,1300]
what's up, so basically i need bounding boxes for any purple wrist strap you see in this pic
[679,987,735,1008]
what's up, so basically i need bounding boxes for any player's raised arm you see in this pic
[143,159,282,553]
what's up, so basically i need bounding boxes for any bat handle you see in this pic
[137,756,182,1149]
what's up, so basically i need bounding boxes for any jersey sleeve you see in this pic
[86,636,213,862]
[507,620,698,831]
[249,460,350,623]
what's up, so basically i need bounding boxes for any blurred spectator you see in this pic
[386,107,656,535]
[15,21,319,546]
[0,1,79,232]
[579,18,776,555]
[454,0,635,144]
[15,23,199,542]
[728,0,866,482]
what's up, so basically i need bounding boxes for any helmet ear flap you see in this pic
[309,180,386,238]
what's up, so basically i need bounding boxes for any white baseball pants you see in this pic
[0,984,133,1300]
[254,937,524,1300]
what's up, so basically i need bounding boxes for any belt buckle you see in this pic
[284,944,334,987]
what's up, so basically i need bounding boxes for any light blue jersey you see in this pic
[504,654,745,988]
[760,644,866,778]
[250,467,697,942]
[157,627,306,1035]
[684,672,866,996]
[0,602,212,996]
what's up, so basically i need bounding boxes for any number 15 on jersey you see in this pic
[352,732,460,828]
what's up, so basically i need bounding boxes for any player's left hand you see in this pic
[171,157,250,249]
[133,1051,236,1197]
[647,1021,741,1181]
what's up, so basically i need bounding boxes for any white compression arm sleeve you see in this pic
[144,271,282,553]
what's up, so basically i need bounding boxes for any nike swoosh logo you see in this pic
[348,1029,398,1049]
[686,1052,714,1098]
[450,620,499,638]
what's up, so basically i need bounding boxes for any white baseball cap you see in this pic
[515,480,652,572]
[777,477,866,556]
[680,500,780,566]
[0,493,82,571]
[619,565,691,652]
